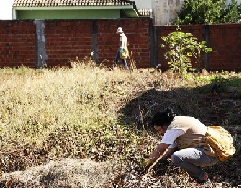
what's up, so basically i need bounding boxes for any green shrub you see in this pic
[161,27,212,75]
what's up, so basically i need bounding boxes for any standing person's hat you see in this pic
[116,27,123,33]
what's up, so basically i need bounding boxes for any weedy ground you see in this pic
[0,61,240,188]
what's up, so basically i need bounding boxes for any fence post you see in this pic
[34,20,48,69]
[149,20,158,68]
[92,20,98,63]
[204,24,210,71]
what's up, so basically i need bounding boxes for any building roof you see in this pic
[138,9,152,17]
[13,0,135,7]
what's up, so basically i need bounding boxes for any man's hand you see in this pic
[140,159,152,174]
[141,159,152,167]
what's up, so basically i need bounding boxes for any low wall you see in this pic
[0,18,151,69]
[0,20,36,67]
[0,19,240,71]
[156,24,241,71]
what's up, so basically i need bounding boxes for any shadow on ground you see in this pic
[116,76,241,187]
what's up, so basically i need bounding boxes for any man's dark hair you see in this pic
[151,107,176,127]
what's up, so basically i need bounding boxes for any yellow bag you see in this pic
[120,48,129,59]
[205,126,235,161]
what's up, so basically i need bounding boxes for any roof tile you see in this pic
[13,0,135,7]
[138,9,152,17]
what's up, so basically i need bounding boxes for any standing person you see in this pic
[142,108,235,184]
[115,27,129,70]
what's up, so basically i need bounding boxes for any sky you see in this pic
[0,0,14,20]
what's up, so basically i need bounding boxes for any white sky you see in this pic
[0,0,14,20]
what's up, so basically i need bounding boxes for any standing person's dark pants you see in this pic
[115,48,129,70]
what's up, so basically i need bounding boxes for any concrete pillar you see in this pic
[34,20,48,68]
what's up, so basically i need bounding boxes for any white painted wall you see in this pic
[134,0,152,9]
[152,0,184,25]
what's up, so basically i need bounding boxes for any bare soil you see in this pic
[0,69,240,188]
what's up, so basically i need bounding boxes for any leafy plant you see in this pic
[221,0,241,23]
[161,26,212,75]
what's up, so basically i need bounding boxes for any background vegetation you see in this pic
[0,61,240,187]
[173,0,241,24]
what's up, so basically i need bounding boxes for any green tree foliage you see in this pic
[222,0,241,23]
[173,0,241,24]
[161,27,212,75]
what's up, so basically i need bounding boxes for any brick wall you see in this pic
[0,20,36,67]
[0,19,151,68]
[156,24,241,71]
[45,20,93,67]
[0,19,240,71]
[208,24,241,71]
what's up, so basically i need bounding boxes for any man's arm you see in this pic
[161,146,178,161]
[141,143,177,172]
[151,129,183,162]
[149,143,170,163]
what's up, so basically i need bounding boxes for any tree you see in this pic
[221,0,241,23]
[173,0,241,24]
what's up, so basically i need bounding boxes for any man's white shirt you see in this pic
[161,129,185,148]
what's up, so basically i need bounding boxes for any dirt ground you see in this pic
[0,69,240,188]
[1,99,240,188]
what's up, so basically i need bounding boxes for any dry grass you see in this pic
[0,61,240,187]
[1,158,112,188]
